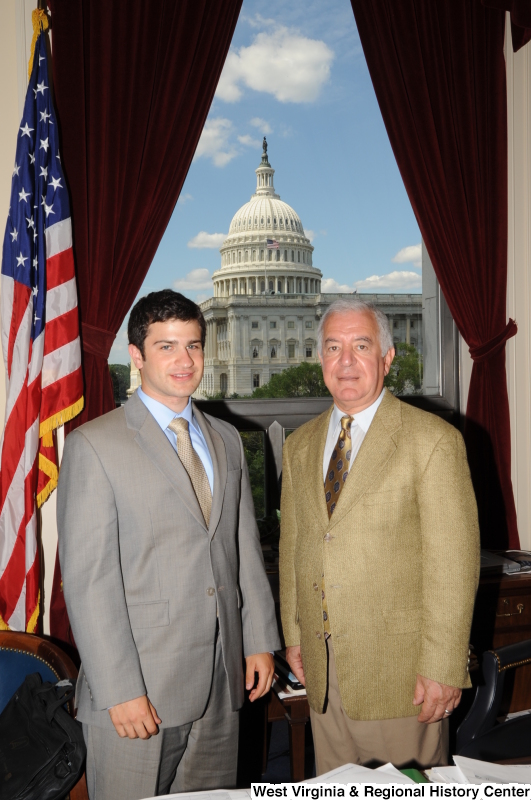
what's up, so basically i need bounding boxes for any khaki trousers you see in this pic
[310,639,449,775]
[83,632,239,800]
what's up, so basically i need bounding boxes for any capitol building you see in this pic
[196,141,422,397]
[129,141,423,398]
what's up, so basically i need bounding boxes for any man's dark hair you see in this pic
[128,290,206,357]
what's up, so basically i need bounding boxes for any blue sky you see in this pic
[109,0,420,363]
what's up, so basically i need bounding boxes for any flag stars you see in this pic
[44,201,55,218]
[18,187,30,204]
[10,228,18,242]
[39,166,48,180]
[12,163,20,177]
[20,123,33,138]
[26,217,35,230]
[39,54,45,64]
[35,81,48,96]
[16,253,28,268]
[32,286,38,296]
[49,176,62,191]
[40,138,49,152]
[33,257,38,268]
[56,151,61,162]
[40,110,52,124]
[29,153,35,165]
[34,313,40,324]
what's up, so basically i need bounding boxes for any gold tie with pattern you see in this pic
[324,415,353,518]
[168,417,212,527]
[322,415,353,636]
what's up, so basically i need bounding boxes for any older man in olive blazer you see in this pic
[280,298,479,774]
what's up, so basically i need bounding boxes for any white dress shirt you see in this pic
[137,387,214,494]
[322,388,386,482]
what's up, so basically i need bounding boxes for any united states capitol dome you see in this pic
[212,139,322,297]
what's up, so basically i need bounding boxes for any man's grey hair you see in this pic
[317,297,394,356]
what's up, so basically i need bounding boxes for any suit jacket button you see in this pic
[324,533,332,542]
[313,582,319,590]
[316,632,322,639]
[207,587,215,596]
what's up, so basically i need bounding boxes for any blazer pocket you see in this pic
[128,600,170,629]
[383,608,422,635]
[362,489,411,506]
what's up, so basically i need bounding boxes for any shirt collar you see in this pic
[136,388,198,433]
[331,387,386,434]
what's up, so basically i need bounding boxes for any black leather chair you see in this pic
[457,638,531,762]
[0,630,89,800]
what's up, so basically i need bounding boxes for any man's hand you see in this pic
[245,652,275,701]
[108,695,162,739]
[413,674,462,723]
[286,645,306,686]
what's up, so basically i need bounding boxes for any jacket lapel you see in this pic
[302,406,333,532]
[193,405,227,539]
[125,393,208,531]
[328,390,403,531]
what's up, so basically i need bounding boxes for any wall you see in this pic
[506,20,531,550]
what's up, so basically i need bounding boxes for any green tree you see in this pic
[109,363,130,405]
[384,342,423,396]
[240,431,265,518]
[252,362,331,399]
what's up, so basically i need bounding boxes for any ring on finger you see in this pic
[444,708,452,715]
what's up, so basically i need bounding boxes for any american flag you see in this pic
[0,31,83,632]
[266,239,279,250]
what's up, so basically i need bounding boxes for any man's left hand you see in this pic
[245,652,275,702]
[413,674,462,723]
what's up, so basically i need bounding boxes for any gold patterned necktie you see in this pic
[168,417,212,527]
[324,415,353,518]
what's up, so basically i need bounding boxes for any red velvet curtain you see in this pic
[483,0,531,51]
[48,0,242,426]
[47,0,242,641]
[350,0,519,549]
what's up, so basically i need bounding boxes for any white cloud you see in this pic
[250,117,272,134]
[177,193,193,206]
[194,118,237,167]
[322,270,422,293]
[392,243,422,269]
[304,229,315,243]
[237,134,262,148]
[188,231,227,249]
[173,269,213,292]
[216,26,334,104]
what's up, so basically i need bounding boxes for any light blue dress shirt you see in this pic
[136,388,214,494]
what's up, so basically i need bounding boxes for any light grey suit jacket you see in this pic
[57,392,280,730]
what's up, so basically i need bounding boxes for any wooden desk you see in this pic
[265,687,310,782]
[472,571,531,712]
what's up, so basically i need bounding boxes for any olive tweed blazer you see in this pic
[279,390,480,721]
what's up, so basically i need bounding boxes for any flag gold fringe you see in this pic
[39,396,84,439]
[37,453,58,508]
[42,431,53,447]
[28,9,49,81]
[26,592,40,633]
[0,613,10,631]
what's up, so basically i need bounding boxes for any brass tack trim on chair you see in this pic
[0,646,61,681]
[488,649,531,673]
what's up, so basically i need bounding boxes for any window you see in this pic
[277,281,282,292]
[253,373,260,388]
[276,250,280,261]
[260,249,264,260]
[271,346,277,358]
[252,347,258,358]
[306,346,312,358]
[260,280,265,292]
[298,251,301,263]
[291,250,295,261]
[252,250,256,261]
[245,250,248,261]
[287,321,295,329]
[238,252,242,263]
[305,321,313,329]
[288,344,295,358]
[251,321,259,329]
[268,250,272,261]
[268,280,274,292]
[284,249,288,261]
[270,321,277,329]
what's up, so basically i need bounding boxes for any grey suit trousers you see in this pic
[83,634,239,800]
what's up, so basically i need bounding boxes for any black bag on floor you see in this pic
[0,672,86,800]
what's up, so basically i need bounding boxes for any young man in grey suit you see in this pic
[58,290,280,800]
